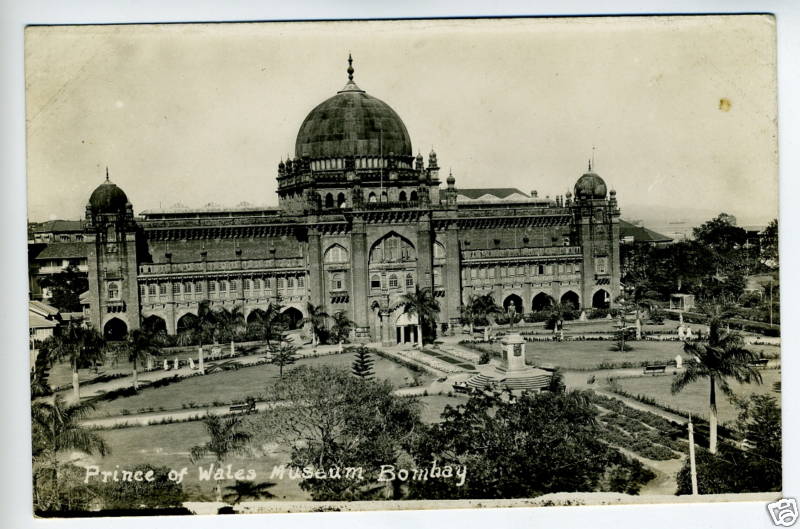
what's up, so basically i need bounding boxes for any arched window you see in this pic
[337,192,346,208]
[381,191,388,203]
[219,281,227,293]
[399,190,407,202]
[209,281,217,293]
[195,282,203,294]
[538,264,545,275]
[368,192,377,203]
[331,272,344,291]
[254,278,261,290]
[287,277,295,289]
[324,193,334,209]
[108,282,119,300]
[324,244,348,264]
[140,284,146,298]
[244,279,252,291]
[148,284,157,297]
[184,282,193,297]
[433,242,446,259]
[278,277,285,290]
[405,273,414,288]
[389,274,399,288]
[410,190,418,202]
[297,276,305,289]
[370,274,381,289]
[159,284,167,296]
[173,283,181,295]
[230,280,238,292]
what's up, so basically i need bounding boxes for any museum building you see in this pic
[83,57,621,345]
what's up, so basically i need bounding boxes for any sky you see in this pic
[25,15,778,227]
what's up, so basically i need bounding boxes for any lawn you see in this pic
[611,369,781,425]
[517,340,775,371]
[88,352,433,417]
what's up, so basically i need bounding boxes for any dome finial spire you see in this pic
[347,53,354,81]
[588,158,592,172]
[105,166,110,182]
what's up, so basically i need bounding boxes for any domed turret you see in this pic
[428,148,438,169]
[415,152,424,171]
[294,55,412,159]
[88,170,129,215]
[573,160,607,200]
[447,169,456,187]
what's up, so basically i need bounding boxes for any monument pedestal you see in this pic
[465,333,553,392]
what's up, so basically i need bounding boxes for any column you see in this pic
[381,310,393,347]
[579,216,594,309]
[444,224,462,333]
[350,217,370,339]
[307,225,324,310]
[417,214,434,292]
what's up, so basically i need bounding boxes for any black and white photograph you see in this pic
[18,13,786,522]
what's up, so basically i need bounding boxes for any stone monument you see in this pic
[464,333,554,392]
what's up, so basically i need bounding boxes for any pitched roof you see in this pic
[29,312,58,329]
[457,188,530,200]
[29,300,60,318]
[619,220,673,244]
[33,242,87,260]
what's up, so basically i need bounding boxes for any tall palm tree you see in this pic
[466,293,502,340]
[329,310,355,344]
[671,302,763,453]
[41,322,106,401]
[32,395,109,511]
[115,328,162,391]
[300,302,329,346]
[399,286,441,345]
[216,305,247,355]
[190,414,252,501]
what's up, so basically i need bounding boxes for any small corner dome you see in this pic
[574,170,607,200]
[88,179,129,213]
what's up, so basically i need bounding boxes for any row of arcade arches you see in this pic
[499,288,610,314]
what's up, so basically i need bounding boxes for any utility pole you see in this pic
[769,278,773,326]
[688,413,699,495]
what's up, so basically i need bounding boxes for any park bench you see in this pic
[642,364,667,375]
[748,358,769,367]
[228,400,256,414]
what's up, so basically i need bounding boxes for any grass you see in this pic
[88,393,463,502]
[611,369,781,425]
[88,353,433,418]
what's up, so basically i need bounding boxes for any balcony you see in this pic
[462,246,581,261]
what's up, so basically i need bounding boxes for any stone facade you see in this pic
[83,60,621,343]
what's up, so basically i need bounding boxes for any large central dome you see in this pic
[294,57,412,159]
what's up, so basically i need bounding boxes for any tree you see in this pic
[300,302,329,346]
[407,389,649,499]
[38,264,88,312]
[466,293,503,328]
[351,346,375,379]
[268,341,298,378]
[245,301,285,346]
[693,213,748,256]
[190,414,252,501]
[114,328,161,391]
[329,311,355,344]
[399,286,441,344]
[760,219,778,268]
[676,394,781,494]
[671,303,763,453]
[254,365,422,500]
[32,395,109,512]
[41,321,106,401]
[222,480,276,505]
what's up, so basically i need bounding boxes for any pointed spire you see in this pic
[105,166,110,182]
[347,53,354,81]
[588,158,592,172]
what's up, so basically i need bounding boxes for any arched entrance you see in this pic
[532,292,555,311]
[141,315,167,335]
[246,308,269,325]
[395,311,420,344]
[592,289,611,309]
[176,313,198,334]
[503,294,524,316]
[104,318,128,341]
[560,291,580,310]
[281,307,303,330]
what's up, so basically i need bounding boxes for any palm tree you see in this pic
[115,328,162,391]
[216,305,247,355]
[300,302,329,346]
[222,480,276,505]
[399,286,441,345]
[41,322,106,401]
[466,293,502,340]
[329,311,355,344]
[671,302,763,453]
[32,395,109,511]
[190,414,252,501]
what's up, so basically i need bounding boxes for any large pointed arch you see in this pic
[369,232,416,264]
[323,243,349,264]
[532,292,555,311]
[560,290,580,310]
[103,318,128,341]
[592,289,611,309]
